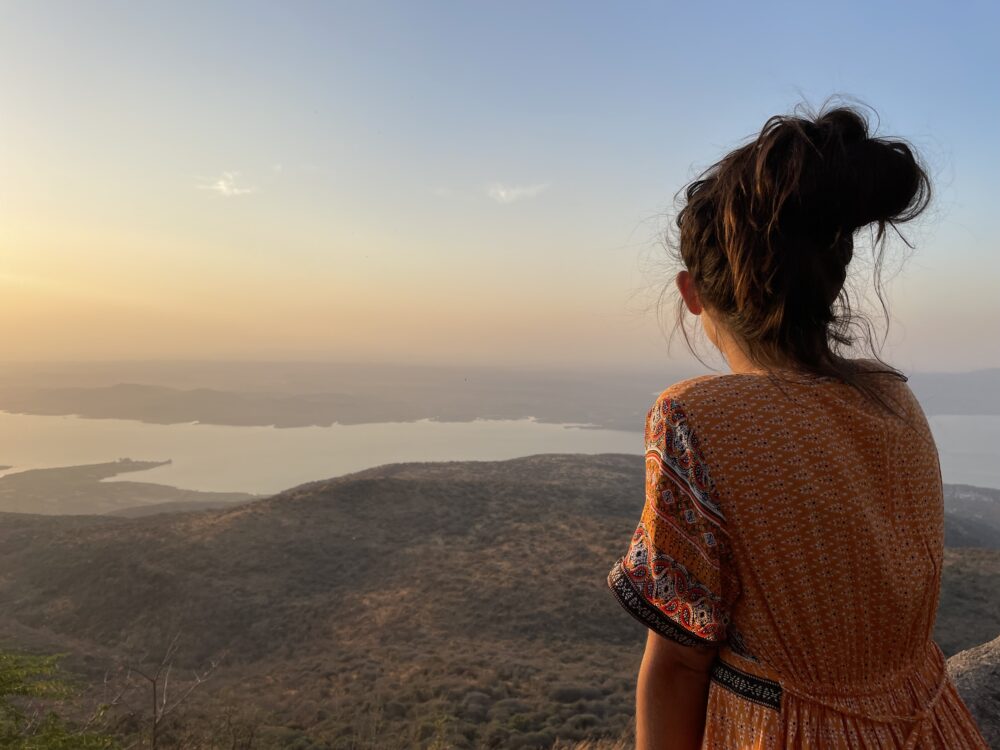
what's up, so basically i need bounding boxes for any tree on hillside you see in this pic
[0,647,119,749]
[105,631,223,749]
[1,629,260,750]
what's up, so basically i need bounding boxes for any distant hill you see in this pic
[1,366,997,432]
[945,484,1000,549]
[0,459,259,515]
[0,374,659,432]
[0,454,997,749]
[946,512,1000,549]
[106,498,253,517]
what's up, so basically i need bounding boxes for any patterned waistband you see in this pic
[710,657,782,710]
[711,643,950,750]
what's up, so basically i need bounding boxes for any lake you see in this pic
[0,411,641,495]
[0,411,998,495]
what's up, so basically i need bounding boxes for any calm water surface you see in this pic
[0,411,997,494]
[0,411,641,494]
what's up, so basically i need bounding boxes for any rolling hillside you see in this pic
[0,454,997,749]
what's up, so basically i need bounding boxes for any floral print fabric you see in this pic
[607,371,989,749]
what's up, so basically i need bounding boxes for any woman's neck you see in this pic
[716,331,764,374]
[715,328,806,376]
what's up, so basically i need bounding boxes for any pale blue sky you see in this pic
[1,1,997,371]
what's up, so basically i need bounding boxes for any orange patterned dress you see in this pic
[607,369,989,749]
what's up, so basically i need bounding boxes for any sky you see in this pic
[1,0,998,372]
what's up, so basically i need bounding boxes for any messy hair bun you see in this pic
[781,107,930,238]
[666,99,932,419]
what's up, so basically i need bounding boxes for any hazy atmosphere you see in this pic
[2,1,998,371]
[2,2,999,749]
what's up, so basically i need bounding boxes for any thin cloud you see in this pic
[486,182,550,204]
[198,171,256,197]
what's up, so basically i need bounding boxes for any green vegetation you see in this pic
[0,454,996,748]
[0,647,117,749]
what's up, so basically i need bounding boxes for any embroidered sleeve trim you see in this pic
[620,522,729,641]
[607,557,717,648]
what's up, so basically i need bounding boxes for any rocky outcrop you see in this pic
[948,634,1000,749]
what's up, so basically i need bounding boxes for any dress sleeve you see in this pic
[607,391,737,647]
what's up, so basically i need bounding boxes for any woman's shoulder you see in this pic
[656,359,913,401]
[652,361,925,438]
[649,362,903,431]
[652,371,767,411]
[646,374,755,447]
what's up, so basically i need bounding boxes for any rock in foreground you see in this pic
[948,633,1000,750]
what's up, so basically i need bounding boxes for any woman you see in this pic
[606,102,990,749]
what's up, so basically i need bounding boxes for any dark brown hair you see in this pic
[663,98,932,420]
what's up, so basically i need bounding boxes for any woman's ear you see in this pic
[676,270,704,315]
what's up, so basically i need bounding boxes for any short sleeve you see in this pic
[606,392,737,647]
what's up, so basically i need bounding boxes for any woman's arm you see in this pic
[636,629,717,750]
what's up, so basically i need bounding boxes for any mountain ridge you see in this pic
[0,453,997,749]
